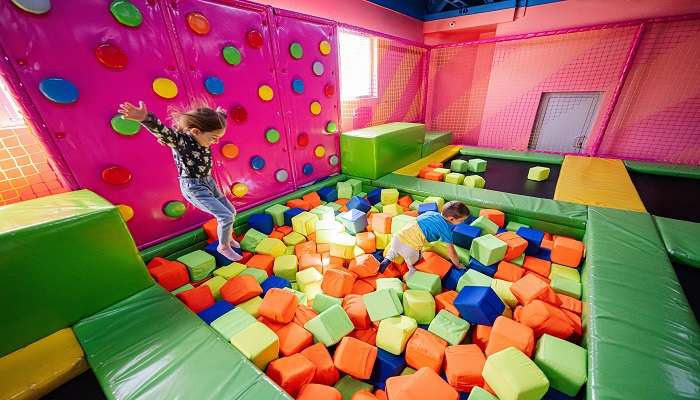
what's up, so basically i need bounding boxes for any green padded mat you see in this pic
[422,131,452,157]
[654,216,700,269]
[459,146,564,165]
[0,190,152,356]
[625,160,700,179]
[74,285,290,400]
[584,207,700,399]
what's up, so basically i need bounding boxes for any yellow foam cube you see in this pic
[230,321,279,369]
[549,263,581,282]
[376,233,392,250]
[213,262,246,279]
[255,238,286,257]
[330,232,357,259]
[376,316,418,355]
[297,267,323,291]
[202,276,227,300]
[292,211,319,236]
[381,188,399,205]
[383,204,403,217]
[283,232,306,246]
[301,281,323,301]
[423,196,445,211]
[316,219,344,244]
[237,296,263,317]
[491,279,518,308]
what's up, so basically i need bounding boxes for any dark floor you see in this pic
[444,155,562,199]
[629,171,700,223]
[673,262,700,323]
[42,370,106,400]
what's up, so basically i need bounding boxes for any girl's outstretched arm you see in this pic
[118,101,179,147]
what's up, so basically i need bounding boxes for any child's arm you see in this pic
[119,101,179,147]
[447,244,464,269]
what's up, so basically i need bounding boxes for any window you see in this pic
[339,30,377,100]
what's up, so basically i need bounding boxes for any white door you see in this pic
[528,92,602,153]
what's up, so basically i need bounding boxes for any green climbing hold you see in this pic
[289,42,303,59]
[163,201,186,218]
[325,121,338,133]
[222,46,242,65]
[111,115,140,136]
[265,128,280,144]
[109,0,142,28]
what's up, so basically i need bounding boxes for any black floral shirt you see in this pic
[141,113,211,178]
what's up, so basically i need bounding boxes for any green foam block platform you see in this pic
[422,131,452,156]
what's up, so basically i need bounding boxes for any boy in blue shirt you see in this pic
[380,200,470,276]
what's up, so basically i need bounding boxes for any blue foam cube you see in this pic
[318,187,338,202]
[442,267,466,291]
[197,300,235,324]
[418,202,439,215]
[339,209,368,234]
[261,276,291,295]
[466,215,476,224]
[372,251,385,262]
[370,349,406,389]
[497,227,508,234]
[543,388,577,400]
[248,213,274,234]
[454,286,504,325]
[468,258,497,277]
[535,246,551,261]
[204,241,242,266]
[517,227,545,255]
[367,188,382,205]
[347,196,371,213]
[452,224,481,249]
[284,208,305,227]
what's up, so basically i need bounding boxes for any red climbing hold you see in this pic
[95,43,128,70]
[324,83,335,97]
[246,30,264,49]
[297,132,309,147]
[230,105,248,124]
[101,166,132,185]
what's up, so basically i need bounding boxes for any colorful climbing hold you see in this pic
[116,204,134,222]
[265,128,280,144]
[101,166,132,185]
[258,85,274,101]
[246,30,264,49]
[204,76,224,95]
[319,40,331,55]
[232,182,249,197]
[324,83,335,97]
[250,156,266,170]
[329,154,339,166]
[312,61,325,76]
[186,12,210,35]
[310,101,322,115]
[163,201,187,218]
[302,163,314,176]
[95,43,128,70]
[109,0,142,28]
[291,78,304,94]
[152,77,178,99]
[222,46,242,65]
[297,132,309,147]
[289,42,303,59]
[10,0,51,15]
[230,106,247,123]
[275,169,289,182]
[314,145,326,158]
[325,121,338,133]
[111,115,140,136]
[221,143,239,159]
[39,78,79,104]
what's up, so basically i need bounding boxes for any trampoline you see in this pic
[629,172,700,223]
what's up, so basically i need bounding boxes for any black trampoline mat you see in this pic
[673,262,700,324]
[444,154,561,199]
[42,370,106,400]
[629,171,700,223]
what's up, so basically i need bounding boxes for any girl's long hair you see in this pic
[168,98,226,132]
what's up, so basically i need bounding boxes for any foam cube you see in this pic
[463,175,486,188]
[371,213,392,234]
[433,168,451,176]
[330,232,357,260]
[255,238,286,258]
[345,179,362,194]
[409,200,422,211]
[468,386,499,400]
[361,286,403,320]
[176,285,215,313]
[241,228,268,252]
[340,294,370,330]
[450,159,469,173]
[528,166,550,181]
[303,192,322,208]
[549,263,580,283]
[311,205,336,221]
[316,219,345,244]
[313,293,343,313]
[197,300,234,324]
[405,329,448,372]
[293,212,319,237]
[468,256,498,278]
[269,255,296,283]
[510,274,561,306]
[491,278,518,308]
[248,213,274,235]
[423,196,445,211]
[259,288,298,323]
[365,188,381,204]
[435,291,460,316]
[375,233,391,250]
[485,316,535,357]
[381,188,399,205]
[266,353,316,396]
[170,283,194,295]
[391,214,416,235]
[300,342,340,385]
[221,275,263,305]
[211,307,256,339]
[239,267,268,283]
[370,348,407,389]
[337,182,353,199]
[376,278,404,300]
[237,296,263,317]
[230,321,279,369]
[149,261,189,291]
[297,267,323,290]
[454,286,504,325]
[304,304,354,346]
[470,234,507,266]
[318,186,339,202]
[483,347,550,400]
[177,250,215,281]
[246,254,274,276]
[335,375,373,400]
[402,290,436,325]
[428,310,470,345]
[496,231,529,261]
[347,196,371,213]
[339,209,368,234]
[405,271,441,295]
[262,204,289,227]
[452,223,481,250]
[519,300,574,339]
[321,268,356,298]
[283,231,306,246]
[349,254,380,278]
[201,276,226,300]
[417,202,439,215]
[470,217,498,237]
[495,260,525,282]
[534,334,587,396]
[203,241,236,267]
[523,256,551,277]
[511,253,525,266]
[445,344,486,392]
[326,201,343,212]
[333,336,378,379]
[516,227,545,255]
[386,367,459,400]
[297,384,341,400]
[442,267,465,291]
[213,262,246,279]
[356,232,377,253]
[383,203,403,217]
[456,268,493,290]
[550,275,581,299]
[479,209,505,228]
[468,159,487,172]
[550,237,584,268]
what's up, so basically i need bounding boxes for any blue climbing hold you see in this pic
[250,156,265,170]
[39,77,78,104]
[291,78,304,94]
[302,163,313,176]
[204,76,224,95]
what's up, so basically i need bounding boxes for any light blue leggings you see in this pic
[179,176,236,246]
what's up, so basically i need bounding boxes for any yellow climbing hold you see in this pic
[152,77,178,99]
[319,40,331,55]
[310,101,322,115]
[314,145,326,158]
[258,85,274,101]
[116,204,134,222]
[232,182,249,197]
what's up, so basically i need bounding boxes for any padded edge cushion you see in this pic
[584,207,700,400]
[459,146,564,165]
[625,160,700,180]
[653,216,700,269]
[74,285,290,400]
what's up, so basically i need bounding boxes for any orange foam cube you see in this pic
[294,305,319,326]
[300,253,323,272]
[356,232,377,253]
[375,389,387,400]
[541,239,553,250]
[386,367,459,400]
[322,268,357,298]
[424,171,444,181]
[510,274,560,306]
[343,294,372,330]
[519,299,575,339]
[350,326,378,346]
[479,209,505,228]
[371,213,392,234]
[287,198,311,211]
[494,260,525,282]
[176,285,214,313]
[246,254,274,276]
[203,218,218,242]
[523,256,551,277]
[415,252,452,278]
[551,236,584,267]
[317,243,330,253]
[303,192,322,208]
[557,293,582,315]
[269,230,284,240]
[563,308,583,337]
[445,344,486,392]
[296,241,317,257]
[428,162,443,168]
[404,210,418,217]
[485,316,535,357]
[348,254,380,278]
[471,325,491,352]
[435,290,459,316]
[277,225,293,235]
[266,353,316,396]
[297,384,342,400]
[259,288,298,323]
[525,270,550,284]
[146,256,168,270]
[405,329,448,373]
[351,278,376,295]
[333,337,378,379]
[220,275,262,305]
[418,167,434,178]
[335,198,349,212]
[496,231,528,261]
[352,391,379,400]
[258,316,286,332]
[300,343,340,386]
[398,195,413,208]
[277,322,314,356]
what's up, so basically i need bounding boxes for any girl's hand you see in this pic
[118,101,148,122]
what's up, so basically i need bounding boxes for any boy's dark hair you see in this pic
[442,200,470,219]
[170,99,226,132]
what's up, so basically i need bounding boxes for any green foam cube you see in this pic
[471,234,507,266]
[301,281,323,301]
[511,253,525,266]
[241,228,268,252]
[211,307,256,340]
[528,166,550,181]
[550,263,580,282]
[310,205,336,221]
[434,167,451,175]
[230,321,279,369]
[283,287,308,306]
[273,255,298,282]
[423,196,445,210]
[444,172,465,185]
[376,315,418,355]
[202,276,227,300]
[363,289,403,321]
[506,221,530,232]
[177,250,215,281]
[239,267,267,283]
[265,204,289,226]
[357,192,367,198]
[296,267,323,291]
[463,175,485,188]
[535,334,587,396]
[401,367,417,375]
[376,278,404,300]
[457,269,493,291]
[409,200,422,211]
[468,387,498,400]
[312,292,343,313]
[292,211,319,236]
[391,214,416,234]
[369,206,379,213]
[373,202,384,212]
[383,203,403,216]
[403,289,436,325]
[170,283,194,295]
[327,201,343,212]
[283,231,306,246]
[425,241,449,259]
[304,304,354,346]
[470,216,499,236]
[468,158,487,173]
[255,238,286,257]
[405,271,441,296]
[428,309,470,345]
[483,347,550,400]
[334,375,373,400]
[213,262,246,279]
[455,245,471,265]
[450,159,469,173]
[346,179,363,195]
[381,188,400,205]
[237,296,263,317]
[337,181,353,199]
[550,275,582,299]
[284,246,295,255]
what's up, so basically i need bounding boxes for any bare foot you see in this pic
[217,245,242,262]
